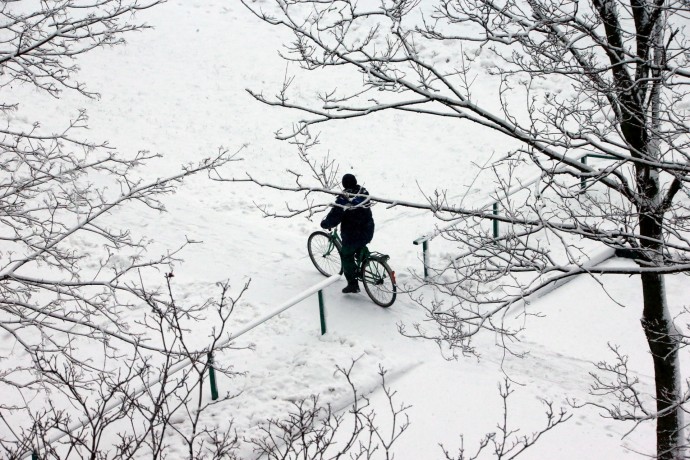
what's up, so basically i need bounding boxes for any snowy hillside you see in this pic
[2,0,688,459]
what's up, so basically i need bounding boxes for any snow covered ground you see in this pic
[4,0,689,458]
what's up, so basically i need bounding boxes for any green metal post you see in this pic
[32,451,38,460]
[422,240,429,280]
[318,290,326,335]
[492,202,499,238]
[580,155,587,190]
[207,352,219,401]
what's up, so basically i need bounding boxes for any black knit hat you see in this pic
[342,173,357,189]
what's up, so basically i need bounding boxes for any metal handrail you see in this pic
[503,247,616,317]
[413,153,616,278]
[413,152,592,246]
[25,274,342,458]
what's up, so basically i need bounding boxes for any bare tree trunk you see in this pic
[640,215,683,459]
[640,8,683,456]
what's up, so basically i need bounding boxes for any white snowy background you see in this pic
[5,0,689,458]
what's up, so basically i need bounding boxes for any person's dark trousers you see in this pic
[340,245,363,284]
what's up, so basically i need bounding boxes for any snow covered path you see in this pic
[5,0,688,458]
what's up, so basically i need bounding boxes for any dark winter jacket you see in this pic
[320,186,375,248]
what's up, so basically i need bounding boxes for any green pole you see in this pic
[318,290,326,335]
[580,155,587,190]
[422,240,429,280]
[492,202,499,238]
[207,352,219,401]
[32,452,38,460]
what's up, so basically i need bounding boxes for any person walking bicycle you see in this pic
[320,174,374,293]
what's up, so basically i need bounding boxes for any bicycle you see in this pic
[307,227,397,307]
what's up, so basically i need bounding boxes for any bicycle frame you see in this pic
[328,228,365,268]
[325,228,342,256]
[328,228,390,268]
[311,227,396,307]
[327,227,341,243]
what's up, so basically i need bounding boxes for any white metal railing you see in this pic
[503,247,616,317]
[413,152,615,278]
[24,274,342,459]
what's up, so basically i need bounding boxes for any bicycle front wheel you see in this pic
[362,258,396,307]
[308,231,342,277]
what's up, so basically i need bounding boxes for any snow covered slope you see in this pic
[5,0,688,458]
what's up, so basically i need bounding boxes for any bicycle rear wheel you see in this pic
[308,231,342,277]
[361,258,396,307]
